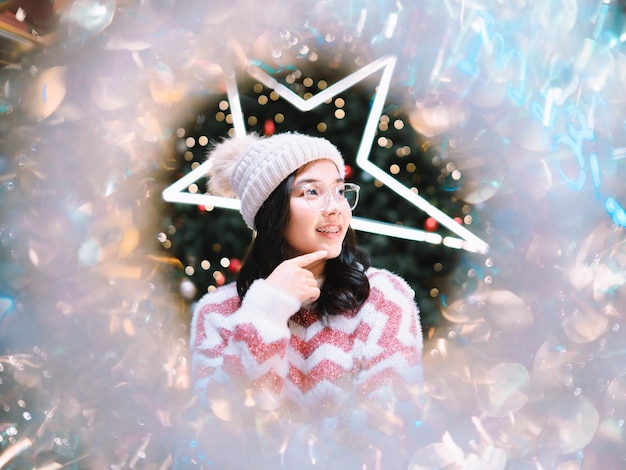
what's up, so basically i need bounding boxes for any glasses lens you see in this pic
[302,183,326,211]
[342,184,359,210]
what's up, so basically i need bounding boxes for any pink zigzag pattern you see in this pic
[190,268,422,405]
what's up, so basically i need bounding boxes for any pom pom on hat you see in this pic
[206,132,345,230]
[206,133,261,198]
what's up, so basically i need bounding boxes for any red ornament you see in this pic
[344,164,354,179]
[228,258,242,273]
[425,217,438,231]
[263,119,276,136]
[454,217,463,224]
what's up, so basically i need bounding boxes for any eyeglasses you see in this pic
[290,182,360,212]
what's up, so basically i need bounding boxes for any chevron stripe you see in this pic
[365,289,419,358]
[289,322,371,358]
[251,368,285,395]
[359,365,422,397]
[287,359,356,394]
[358,352,422,383]
[232,323,288,363]
[192,290,240,350]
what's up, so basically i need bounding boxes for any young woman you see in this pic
[188,132,423,468]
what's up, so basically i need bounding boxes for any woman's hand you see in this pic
[266,250,328,304]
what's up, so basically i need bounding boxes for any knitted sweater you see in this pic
[190,267,423,413]
[188,267,424,468]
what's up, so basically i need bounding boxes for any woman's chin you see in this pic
[323,245,343,259]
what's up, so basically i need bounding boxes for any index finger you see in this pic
[291,250,328,267]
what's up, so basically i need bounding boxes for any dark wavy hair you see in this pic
[236,171,371,317]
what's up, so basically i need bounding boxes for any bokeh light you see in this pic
[1,0,626,468]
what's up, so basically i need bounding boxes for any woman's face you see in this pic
[284,159,352,267]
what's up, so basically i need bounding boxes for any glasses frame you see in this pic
[290,182,360,212]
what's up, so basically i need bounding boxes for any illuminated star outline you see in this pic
[162,55,489,254]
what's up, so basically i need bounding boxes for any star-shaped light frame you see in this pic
[162,55,489,254]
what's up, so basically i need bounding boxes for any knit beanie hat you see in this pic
[206,132,346,229]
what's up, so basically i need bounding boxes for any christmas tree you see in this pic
[161,55,473,333]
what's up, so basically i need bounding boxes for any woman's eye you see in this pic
[304,188,319,197]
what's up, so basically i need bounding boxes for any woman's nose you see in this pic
[323,188,342,213]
